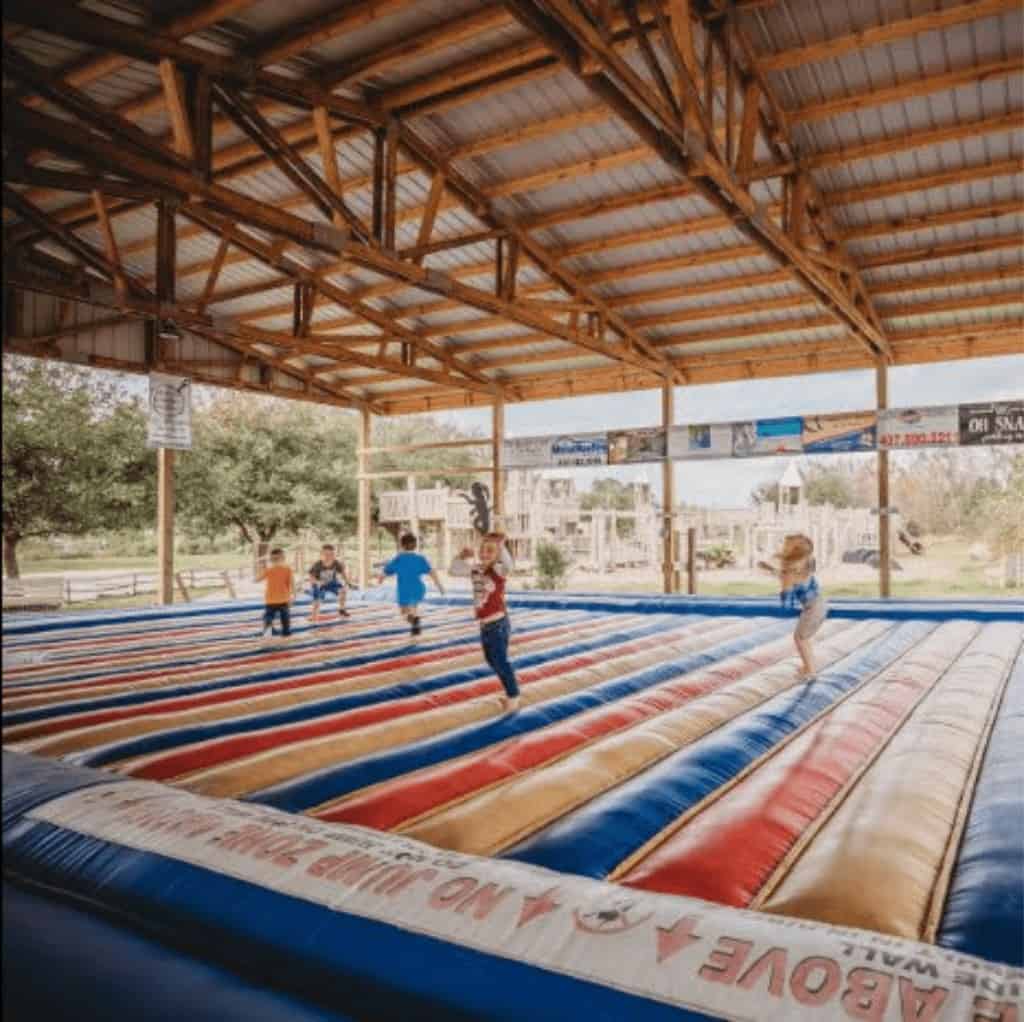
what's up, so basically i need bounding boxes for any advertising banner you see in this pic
[802,412,876,453]
[878,406,958,449]
[146,372,192,450]
[549,433,609,466]
[607,428,667,465]
[958,401,1024,446]
[668,423,733,460]
[731,417,804,457]
[504,433,608,468]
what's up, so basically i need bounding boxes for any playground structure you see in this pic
[379,463,883,576]
[377,470,658,572]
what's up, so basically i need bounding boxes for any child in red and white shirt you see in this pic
[450,532,520,713]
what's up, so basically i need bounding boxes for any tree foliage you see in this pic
[580,478,639,511]
[535,540,570,589]
[175,394,357,555]
[2,357,154,577]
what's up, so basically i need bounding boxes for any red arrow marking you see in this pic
[656,915,702,964]
[517,887,562,929]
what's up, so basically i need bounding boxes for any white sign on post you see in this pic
[147,372,192,450]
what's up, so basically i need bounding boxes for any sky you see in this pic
[434,354,1024,507]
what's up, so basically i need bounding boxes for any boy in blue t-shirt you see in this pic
[377,533,444,638]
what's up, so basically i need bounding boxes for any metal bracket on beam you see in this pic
[424,269,454,295]
[312,221,350,252]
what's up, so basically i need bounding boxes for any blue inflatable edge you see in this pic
[4,591,1022,636]
[2,750,718,1022]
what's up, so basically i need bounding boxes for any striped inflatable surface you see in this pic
[3,593,1023,1021]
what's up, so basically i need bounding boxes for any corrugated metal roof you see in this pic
[5,0,1022,410]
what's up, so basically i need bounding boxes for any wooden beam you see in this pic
[312,105,345,228]
[4,1,382,127]
[197,236,230,312]
[736,77,761,174]
[211,82,371,241]
[876,361,891,598]
[91,191,127,299]
[156,199,177,307]
[504,0,890,362]
[358,407,372,587]
[790,57,1024,126]
[492,396,505,523]
[661,380,676,594]
[2,42,190,171]
[157,448,175,605]
[373,323,1022,414]
[159,59,194,159]
[188,70,213,181]
[384,119,400,250]
[9,0,260,109]
[320,4,513,90]
[180,207,499,392]
[758,0,1021,72]
[245,0,416,68]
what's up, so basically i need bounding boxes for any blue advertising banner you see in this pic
[802,412,876,453]
[732,417,804,457]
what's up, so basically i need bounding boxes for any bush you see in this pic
[535,541,570,590]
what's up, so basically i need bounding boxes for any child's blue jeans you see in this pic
[480,616,518,697]
[263,603,291,635]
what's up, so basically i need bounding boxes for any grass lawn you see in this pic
[16,552,251,575]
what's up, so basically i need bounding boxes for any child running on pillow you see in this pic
[759,533,828,679]
[377,533,444,639]
[450,532,520,713]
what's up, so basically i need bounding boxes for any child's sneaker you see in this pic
[411,616,422,636]
[502,695,521,714]
[338,608,350,618]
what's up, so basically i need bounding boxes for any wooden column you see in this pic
[157,448,175,605]
[357,408,371,588]
[662,382,676,594]
[876,360,891,598]
[492,397,505,528]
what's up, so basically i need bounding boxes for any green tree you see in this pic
[535,540,570,589]
[2,357,154,578]
[175,394,358,560]
[580,478,638,511]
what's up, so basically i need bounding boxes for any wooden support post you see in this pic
[357,408,371,588]
[384,118,399,250]
[157,448,175,605]
[175,571,191,603]
[189,70,212,182]
[661,382,676,594]
[372,128,385,245]
[876,360,892,598]
[156,199,176,305]
[687,526,697,595]
[495,236,505,298]
[492,397,505,528]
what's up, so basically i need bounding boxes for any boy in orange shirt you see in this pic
[256,547,294,638]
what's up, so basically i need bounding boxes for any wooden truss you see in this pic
[3,0,1021,412]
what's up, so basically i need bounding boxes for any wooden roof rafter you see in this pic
[2,0,1021,414]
